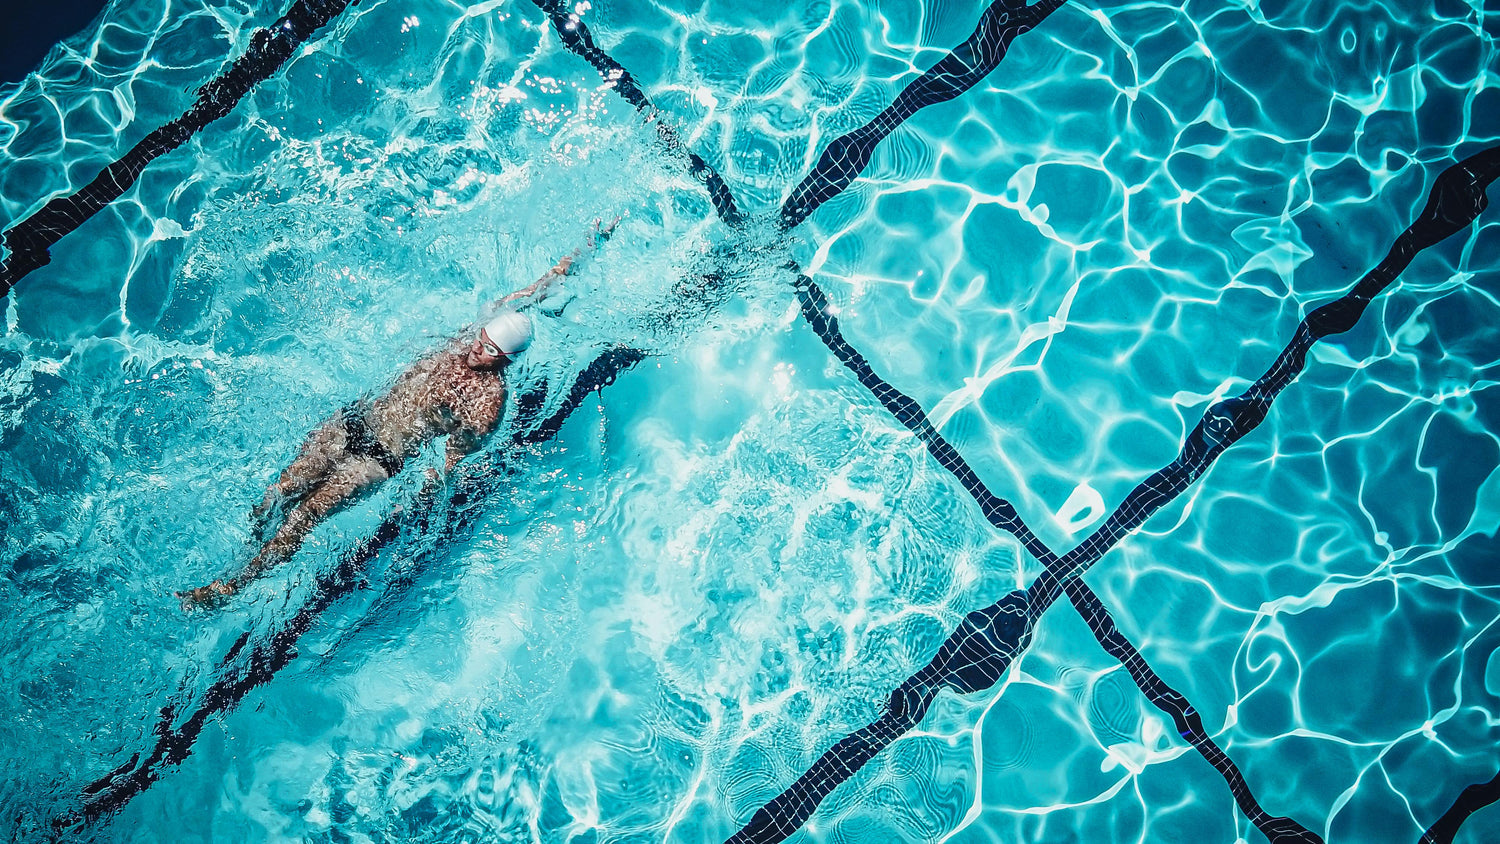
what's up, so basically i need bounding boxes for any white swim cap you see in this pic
[480,309,532,356]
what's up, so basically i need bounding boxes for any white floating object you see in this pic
[1055,482,1104,533]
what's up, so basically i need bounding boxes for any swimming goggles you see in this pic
[479,330,504,358]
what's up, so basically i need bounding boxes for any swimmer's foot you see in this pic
[176,579,234,611]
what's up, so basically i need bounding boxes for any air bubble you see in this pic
[1339,26,1356,54]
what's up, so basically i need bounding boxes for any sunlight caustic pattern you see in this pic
[1,0,1499,842]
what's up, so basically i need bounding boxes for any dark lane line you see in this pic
[531,0,742,225]
[787,265,1322,843]
[1063,579,1320,842]
[779,0,1065,230]
[531,1,1320,841]
[791,269,1054,561]
[1032,147,1500,602]
[761,3,1500,840]
[1422,769,1500,844]
[742,147,1500,844]
[0,0,359,297]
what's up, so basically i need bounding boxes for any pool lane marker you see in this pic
[778,0,1066,230]
[1025,147,1500,601]
[1422,769,1500,844]
[789,265,1323,844]
[0,0,359,298]
[529,0,743,226]
[532,1,1329,841]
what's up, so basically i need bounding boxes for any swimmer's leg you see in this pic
[184,458,387,609]
[247,458,388,584]
[251,418,347,540]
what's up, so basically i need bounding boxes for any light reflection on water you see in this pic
[0,0,1497,841]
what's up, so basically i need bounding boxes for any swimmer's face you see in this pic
[467,328,510,371]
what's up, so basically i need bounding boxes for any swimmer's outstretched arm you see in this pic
[493,216,620,310]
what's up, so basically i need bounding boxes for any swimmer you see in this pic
[177,218,618,609]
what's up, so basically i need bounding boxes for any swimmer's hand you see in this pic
[546,215,621,278]
[590,215,621,247]
[176,579,235,611]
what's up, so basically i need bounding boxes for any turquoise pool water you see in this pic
[1,0,1498,841]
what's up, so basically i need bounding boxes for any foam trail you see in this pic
[66,348,647,827]
[528,0,742,225]
[64,523,378,829]
[792,269,1054,561]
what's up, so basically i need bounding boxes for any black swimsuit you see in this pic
[340,401,404,476]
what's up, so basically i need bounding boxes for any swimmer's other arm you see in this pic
[426,428,482,486]
[492,216,620,311]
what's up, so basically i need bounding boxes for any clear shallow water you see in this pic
[1,0,1498,841]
